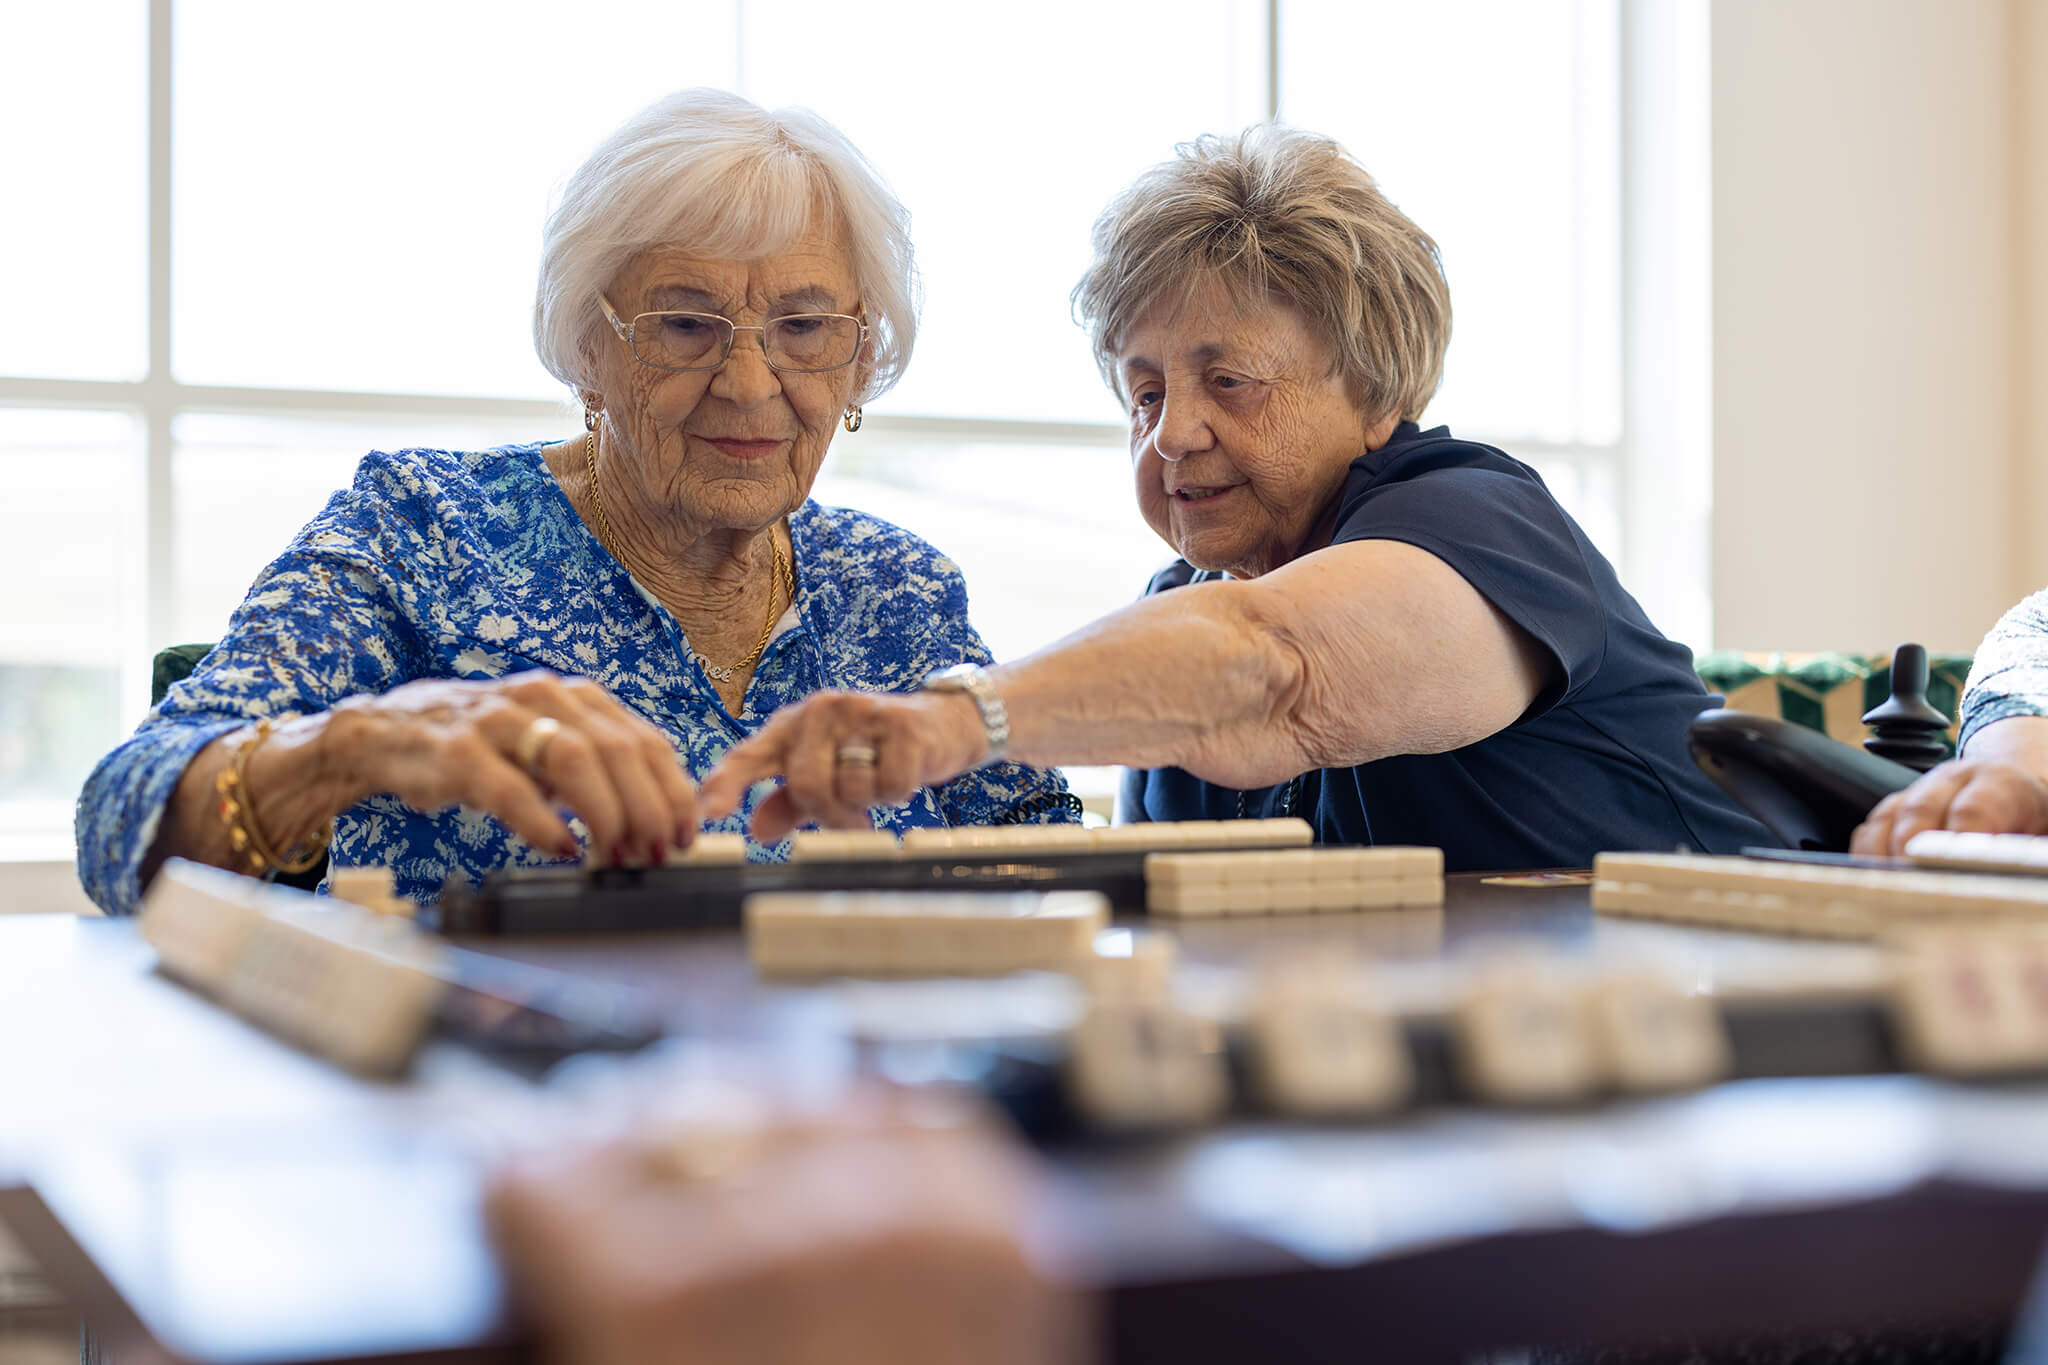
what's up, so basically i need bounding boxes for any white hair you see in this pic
[534,89,919,404]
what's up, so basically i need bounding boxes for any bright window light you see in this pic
[0,411,144,830]
[0,0,147,382]
[1281,0,1621,446]
[740,0,1269,426]
[171,0,738,397]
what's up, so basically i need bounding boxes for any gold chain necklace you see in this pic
[585,429,793,683]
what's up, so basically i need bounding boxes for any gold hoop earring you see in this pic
[842,405,863,433]
[583,403,601,432]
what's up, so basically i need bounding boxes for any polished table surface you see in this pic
[10,878,2048,1364]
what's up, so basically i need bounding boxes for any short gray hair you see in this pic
[535,89,918,404]
[1073,124,1451,423]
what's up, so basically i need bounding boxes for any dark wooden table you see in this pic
[10,879,2048,1364]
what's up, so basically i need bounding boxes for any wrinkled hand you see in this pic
[323,671,699,865]
[1849,758,2048,856]
[699,690,986,843]
[485,1100,1084,1365]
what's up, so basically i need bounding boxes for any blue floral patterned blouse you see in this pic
[1959,587,2048,751]
[76,443,1074,915]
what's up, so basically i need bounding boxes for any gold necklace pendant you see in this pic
[584,428,622,559]
[709,536,793,679]
[585,429,792,683]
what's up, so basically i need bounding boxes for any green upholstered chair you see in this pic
[1693,650,1972,759]
[151,642,215,707]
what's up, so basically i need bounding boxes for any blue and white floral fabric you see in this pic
[77,443,1073,914]
[1960,587,2048,751]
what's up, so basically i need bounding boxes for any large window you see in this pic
[0,0,1629,854]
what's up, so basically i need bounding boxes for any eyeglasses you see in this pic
[597,293,868,374]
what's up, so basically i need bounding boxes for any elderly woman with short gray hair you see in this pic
[705,125,1766,869]
[76,88,1072,915]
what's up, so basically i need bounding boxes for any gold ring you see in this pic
[649,1124,772,1185]
[835,741,878,768]
[514,716,562,775]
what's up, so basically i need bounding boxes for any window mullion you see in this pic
[141,0,175,712]
[1266,0,1281,121]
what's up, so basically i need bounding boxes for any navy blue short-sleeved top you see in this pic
[1120,422,1771,871]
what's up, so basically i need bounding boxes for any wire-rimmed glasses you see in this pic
[597,293,867,373]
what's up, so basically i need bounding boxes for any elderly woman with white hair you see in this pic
[75,89,1072,914]
[703,125,1767,870]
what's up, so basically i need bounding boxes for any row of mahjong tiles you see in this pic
[147,855,2048,1124]
[673,818,1444,920]
[665,816,1318,863]
[338,803,2048,949]
[738,845,1445,942]
[737,838,2048,992]
[1061,921,2048,1127]
[783,898,2048,1128]
[403,816,2048,939]
[733,837,2048,1104]
[669,820,2048,874]
[148,830,2048,1133]
[1593,850,2048,938]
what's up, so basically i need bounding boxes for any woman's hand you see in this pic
[699,690,987,842]
[319,671,700,865]
[1849,758,2048,856]
[484,1102,1084,1365]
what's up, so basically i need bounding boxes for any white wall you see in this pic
[2021,0,2048,595]
[1711,0,2023,653]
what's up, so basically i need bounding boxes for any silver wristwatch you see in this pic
[921,663,1010,766]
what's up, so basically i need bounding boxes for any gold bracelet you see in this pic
[214,719,332,877]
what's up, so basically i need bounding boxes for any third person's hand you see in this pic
[1849,757,2048,856]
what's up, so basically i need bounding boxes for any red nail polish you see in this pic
[612,841,629,867]
[558,836,581,861]
[651,840,668,866]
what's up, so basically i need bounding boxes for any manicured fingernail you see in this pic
[611,841,628,867]
[559,837,581,860]
[650,840,668,865]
